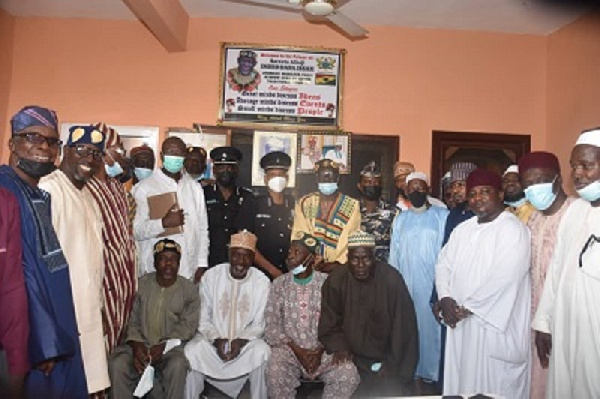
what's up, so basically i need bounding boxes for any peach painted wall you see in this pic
[0,8,15,160]
[2,16,548,175]
[546,11,600,193]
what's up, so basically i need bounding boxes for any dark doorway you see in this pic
[431,131,531,198]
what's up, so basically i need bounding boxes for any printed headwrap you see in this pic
[11,105,58,134]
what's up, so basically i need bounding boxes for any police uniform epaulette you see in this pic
[238,186,254,195]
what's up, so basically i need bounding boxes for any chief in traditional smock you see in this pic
[39,124,110,394]
[185,231,271,399]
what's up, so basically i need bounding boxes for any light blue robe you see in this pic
[389,205,448,382]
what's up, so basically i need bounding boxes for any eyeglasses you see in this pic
[15,132,62,148]
[71,144,104,161]
[579,234,600,268]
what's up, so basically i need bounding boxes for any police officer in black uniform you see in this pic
[203,146,254,271]
[236,151,294,280]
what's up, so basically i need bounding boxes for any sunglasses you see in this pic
[15,132,62,148]
[71,144,104,161]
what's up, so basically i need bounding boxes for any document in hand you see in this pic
[147,191,184,237]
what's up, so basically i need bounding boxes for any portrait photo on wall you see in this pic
[167,126,230,180]
[218,43,344,131]
[251,131,298,187]
[297,132,351,174]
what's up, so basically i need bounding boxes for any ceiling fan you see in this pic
[223,0,368,38]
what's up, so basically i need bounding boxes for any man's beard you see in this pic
[504,191,525,203]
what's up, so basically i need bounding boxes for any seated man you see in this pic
[319,231,419,397]
[185,231,271,399]
[265,232,360,399]
[109,238,200,399]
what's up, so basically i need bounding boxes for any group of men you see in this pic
[0,103,599,399]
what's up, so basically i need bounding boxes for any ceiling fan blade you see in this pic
[326,10,368,38]
[221,0,302,13]
[335,0,354,8]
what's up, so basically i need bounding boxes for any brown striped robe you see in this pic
[88,176,137,353]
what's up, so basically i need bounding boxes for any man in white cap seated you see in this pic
[532,127,600,399]
[184,230,271,399]
[388,171,448,392]
[502,164,535,223]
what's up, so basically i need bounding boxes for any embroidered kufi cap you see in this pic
[393,161,415,178]
[406,171,429,185]
[153,238,182,255]
[360,161,382,177]
[575,127,600,148]
[518,151,560,174]
[67,124,106,151]
[348,230,376,248]
[450,162,477,183]
[503,164,519,176]
[230,230,257,252]
[11,105,58,134]
[260,151,291,170]
[291,232,319,254]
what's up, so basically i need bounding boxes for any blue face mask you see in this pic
[292,264,307,275]
[577,180,600,202]
[318,182,338,196]
[134,167,153,181]
[105,161,124,178]
[524,176,557,211]
[163,155,185,174]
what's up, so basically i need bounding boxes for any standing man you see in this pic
[87,123,137,354]
[532,128,600,399]
[203,146,254,269]
[517,151,574,399]
[393,161,415,210]
[292,159,361,273]
[185,231,271,399]
[357,161,396,262]
[503,164,536,224]
[0,188,27,398]
[39,124,110,396]
[183,146,207,182]
[133,136,209,282]
[236,151,295,279]
[389,171,448,389]
[109,238,200,399]
[0,106,88,398]
[265,232,360,398]
[131,144,155,185]
[435,168,531,398]
[319,231,419,396]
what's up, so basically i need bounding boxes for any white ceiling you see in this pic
[0,0,589,35]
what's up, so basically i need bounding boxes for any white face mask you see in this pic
[268,176,288,193]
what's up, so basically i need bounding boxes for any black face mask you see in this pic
[216,171,237,187]
[361,186,382,201]
[408,191,428,208]
[17,158,56,179]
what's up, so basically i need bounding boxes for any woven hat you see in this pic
[450,162,477,183]
[406,171,428,185]
[230,230,257,252]
[348,230,376,248]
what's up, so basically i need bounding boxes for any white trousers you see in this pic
[185,362,267,399]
